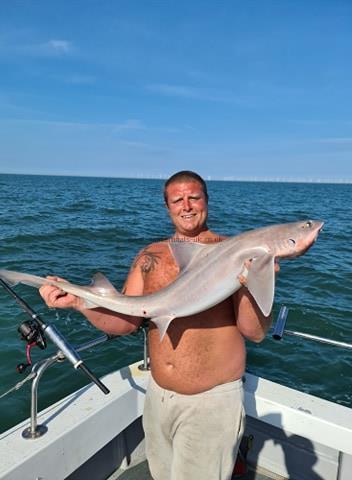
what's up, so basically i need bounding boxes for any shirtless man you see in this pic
[39,171,275,480]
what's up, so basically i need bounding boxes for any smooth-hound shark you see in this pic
[0,220,323,340]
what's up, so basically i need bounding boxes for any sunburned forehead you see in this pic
[165,180,206,203]
[168,180,203,193]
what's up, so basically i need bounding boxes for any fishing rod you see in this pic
[0,278,110,395]
[272,305,352,350]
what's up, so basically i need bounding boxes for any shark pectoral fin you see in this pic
[152,315,176,341]
[246,253,276,317]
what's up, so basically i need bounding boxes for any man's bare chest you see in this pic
[143,247,179,295]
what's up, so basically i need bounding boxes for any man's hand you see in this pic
[39,276,83,310]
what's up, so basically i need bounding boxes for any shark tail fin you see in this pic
[0,270,19,287]
[0,269,47,289]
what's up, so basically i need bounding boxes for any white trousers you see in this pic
[143,375,245,480]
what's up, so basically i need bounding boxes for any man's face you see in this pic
[165,180,208,237]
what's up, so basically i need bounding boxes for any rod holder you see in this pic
[272,305,289,340]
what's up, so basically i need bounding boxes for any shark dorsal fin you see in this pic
[90,272,122,297]
[168,240,207,271]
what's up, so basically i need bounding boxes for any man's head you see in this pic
[163,171,208,206]
[163,171,209,238]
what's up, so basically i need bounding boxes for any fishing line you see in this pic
[0,372,36,400]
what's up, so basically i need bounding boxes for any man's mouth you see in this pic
[181,214,196,219]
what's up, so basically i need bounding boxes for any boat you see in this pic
[0,281,351,480]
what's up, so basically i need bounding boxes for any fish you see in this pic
[0,220,323,340]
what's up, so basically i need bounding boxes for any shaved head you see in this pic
[164,171,208,205]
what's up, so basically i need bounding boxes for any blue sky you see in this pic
[1,1,352,181]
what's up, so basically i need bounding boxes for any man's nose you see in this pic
[182,197,191,210]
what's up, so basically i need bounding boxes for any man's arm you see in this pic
[39,249,150,336]
[233,288,272,343]
[74,262,145,335]
[234,260,280,342]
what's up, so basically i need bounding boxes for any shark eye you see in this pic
[288,239,296,246]
[304,220,313,228]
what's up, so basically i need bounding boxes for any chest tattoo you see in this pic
[133,249,163,274]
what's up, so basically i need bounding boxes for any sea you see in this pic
[0,174,351,434]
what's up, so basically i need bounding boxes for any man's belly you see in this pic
[148,314,246,395]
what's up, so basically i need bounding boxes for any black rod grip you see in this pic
[79,363,110,395]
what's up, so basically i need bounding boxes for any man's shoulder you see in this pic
[133,240,171,266]
[139,239,170,253]
[131,239,173,276]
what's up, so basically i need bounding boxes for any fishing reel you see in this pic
[1,277,109,395]
[17,319,47,373]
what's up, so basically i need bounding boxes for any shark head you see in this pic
[292,219,324,257]
[263,219,324,259]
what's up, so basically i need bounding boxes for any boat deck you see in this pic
[114,460,278,480]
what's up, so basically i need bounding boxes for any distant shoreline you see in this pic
[0,172,351,185]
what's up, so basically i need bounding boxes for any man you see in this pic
[39,171,275,480]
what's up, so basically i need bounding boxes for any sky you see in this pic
[1,0,352,182]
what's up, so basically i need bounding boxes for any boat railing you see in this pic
[6,325,149,440]
[272,305,352,350]
[22,333,114,439]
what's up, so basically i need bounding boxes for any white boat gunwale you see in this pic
[0,360,351,480]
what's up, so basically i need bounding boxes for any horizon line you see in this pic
[0,171,351,185]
